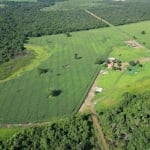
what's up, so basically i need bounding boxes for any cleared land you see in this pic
[94,21,150,110]
[0,27,126,124]
[0,20,150,124]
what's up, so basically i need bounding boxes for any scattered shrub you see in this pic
[38,68,49,75]
[141,30,146,34]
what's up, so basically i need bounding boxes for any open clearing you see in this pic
[0,20,150,124]
[94,21,150,110]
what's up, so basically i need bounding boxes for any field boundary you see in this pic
[75,67,100,113]
[0,44,51,83]
[85,9,150,52]
[85,9,113,27]
[90,108,108,150]
[79,68,109,150]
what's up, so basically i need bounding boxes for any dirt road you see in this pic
[85,9,113,27]
[90,108,108,150]
[79,70,109,150]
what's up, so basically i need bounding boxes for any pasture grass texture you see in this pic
[95,63,150,110]
[0,127,22,140]
[0,21,150,124]
[0,27,127,124]
[109,46,149,62]
[118,21,150,49]
[95,21,150,110]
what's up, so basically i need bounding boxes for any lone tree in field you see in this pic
[74,53,82,59]
[141,30,146,35]
[74,53,78,59]
[38,67,49,75]
[48,88,62,98]
[133,36,137,39]
[65,32,72,37]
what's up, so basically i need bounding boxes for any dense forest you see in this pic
[90,1,150,26]
[98,91,150,150]
[0,0,106,64]
[0,114,98,150]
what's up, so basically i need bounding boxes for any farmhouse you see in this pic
[107,57,116,69]
[107,62,114,69]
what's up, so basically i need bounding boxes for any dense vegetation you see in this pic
[98,91,150,150]
[0,0,106,64]
[0,114,97,150]
[90,1,150,26]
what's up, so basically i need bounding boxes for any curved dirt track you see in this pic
[79,70,109,150]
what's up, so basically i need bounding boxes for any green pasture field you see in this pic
[95,21,150,110]
[109,46,149,62]
[0,21,150,124]
[95,63,150,110]
[0,127,22,140]
[118,21,150,49]
[0,26,128,124]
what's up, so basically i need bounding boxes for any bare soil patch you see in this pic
[125,40,143,49]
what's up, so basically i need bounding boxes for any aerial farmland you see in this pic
[0,0,150,149]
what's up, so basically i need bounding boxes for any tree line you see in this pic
[0,0,106,64]
[0,114,97,150]
[98,91,150,150]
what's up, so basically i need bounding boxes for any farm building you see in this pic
[100,70,108,75]
[107,62,114,69]
[95,87,103,93]
[108,57,116,62]
[107,58,116,69]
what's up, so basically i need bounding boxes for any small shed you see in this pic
[100,70,108,75]
[108,58,116,62]
[95,87,103,93]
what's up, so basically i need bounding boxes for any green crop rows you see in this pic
[0,26,127,124]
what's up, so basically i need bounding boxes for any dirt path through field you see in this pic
[79,71,100,112]
[79,70,108,150]
[90,107,108,150]
[85,9,150,52]
[85,9,113,27]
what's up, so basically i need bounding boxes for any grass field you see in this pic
[95,21,150,110]
[118,21,150,49]
[0,127,22,140]
[0,20,150,124]
[0,26,128,124]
